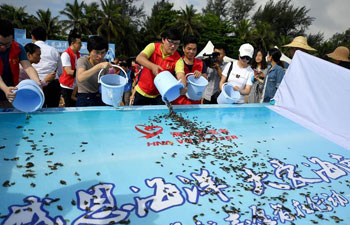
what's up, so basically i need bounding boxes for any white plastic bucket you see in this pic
[186,73,208,101]
[12,79,44,112]
[217,83,241,104]
[154,71,184,102]
[98,65,128,107]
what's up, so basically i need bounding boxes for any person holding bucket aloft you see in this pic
[219,43,254,104]
[76,35,112,107]
[134,28,186,105]
[172,35,207,105]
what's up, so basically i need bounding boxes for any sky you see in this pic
[2,0,350,40]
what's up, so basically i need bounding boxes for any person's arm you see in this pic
[234,85,252,95]
[275,67,285,89]
[175,58,186,87]
[55,50,63,77]
[233,72,253,95]
[71,86,78,101]
[0,76,17,102]
[77,62,111,83]
[136,43,163,76]
[213,63,223,78]
[219,74,226,91]
[63,66,75,75]
[20,60,41,86]
[219,63,230,91]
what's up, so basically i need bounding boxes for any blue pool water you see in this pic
[0,105,349,225]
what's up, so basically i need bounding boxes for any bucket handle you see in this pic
[97,64,128,84]
[185,73,194,80]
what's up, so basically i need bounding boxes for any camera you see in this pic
[203,52,220,67]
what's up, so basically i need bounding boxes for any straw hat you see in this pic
[327,46,350,62]
[283,36,316,51]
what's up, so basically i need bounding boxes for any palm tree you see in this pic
[175,5,202,38]
[234,19,253,42]
[251,22,275,52]
[60,0,86,34]
[0,4,30,28]
[98,0,122,42]
[83,2,103,36]
[34,9,61,39]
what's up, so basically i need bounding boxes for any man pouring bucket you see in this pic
[133,28,186,105]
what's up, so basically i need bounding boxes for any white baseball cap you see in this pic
[239,43,254,58]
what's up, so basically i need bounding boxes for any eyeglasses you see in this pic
[240,56,251,61]
[167,39,180,46]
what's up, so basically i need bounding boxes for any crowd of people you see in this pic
[1,18,349,109]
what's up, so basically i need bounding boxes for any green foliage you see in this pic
[230,0,255,24]
[34,9,61,40]
[202,0,230,21]
[252,0,314,38]
[174,5,202,38]
[140,0,178,46]
[198,13,242,58]
[60,0,86,35]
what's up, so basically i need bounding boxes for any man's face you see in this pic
[72,38,82,52]
[162,38,180,56]
[90,49,107,64]
[214,48,225,64]
[0,35,13,52]
[183,43,197,60]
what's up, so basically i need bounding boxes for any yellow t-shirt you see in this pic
[136,43,184,98]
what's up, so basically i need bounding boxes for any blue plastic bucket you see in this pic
[12,79,44,112]
[154,71,184,102]
[186,74,208,101]
[98,65,128,107]
[217,83,241,104]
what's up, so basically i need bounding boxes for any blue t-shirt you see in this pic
[0,43,28,100]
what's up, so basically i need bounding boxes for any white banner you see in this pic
[269,50,350,149]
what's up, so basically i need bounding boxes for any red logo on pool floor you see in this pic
[135,125,163,139]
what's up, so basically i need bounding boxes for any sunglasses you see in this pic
[240,56,251,61]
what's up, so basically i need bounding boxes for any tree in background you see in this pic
[175,5,202,38]
[229,0,255,24]
[202,0,230,21]
[0,4,36,37]
[83,2,103,36]
[140,0,178,46]
[98,0,122,42]
[60,0,86,35]
[34,9,61,40]
[252,0,314,39]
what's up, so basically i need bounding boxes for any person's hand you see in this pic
[233,86,240,92]
[5,87,17,102]
[44,71,56,83]
[193,70,202,78]
[211,62,219,69]
[180,87,187,95]
[152,64,164,76]
[129,94,135,105]
[99,62,112,70]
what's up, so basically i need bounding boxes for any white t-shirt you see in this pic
[222,61,254,103]
[32,41,63,80]
[60,51,78,89]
